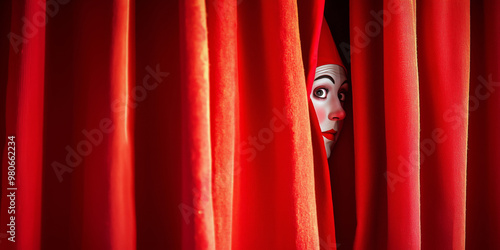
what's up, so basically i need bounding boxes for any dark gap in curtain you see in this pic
[347,0,389,248]
[42,0,78,248]
[466,0,488,245]
[467,0,500,248]
[134,1,183,249]
[324,0,357,249]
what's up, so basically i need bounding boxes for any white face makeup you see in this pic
[310,64,348,158]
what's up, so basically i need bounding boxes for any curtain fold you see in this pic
[232,0,321,248]
[382,1,421,248]
[349,0,388,248]
[3,0,45,249]
[180,0,216,249]
[417,1,470,249]
[1,0,499,249]
[206,1,237,249]
[467,0,500,249]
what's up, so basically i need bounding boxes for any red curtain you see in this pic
[0,0,499,249]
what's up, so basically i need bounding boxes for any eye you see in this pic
[314,88,328,99]
[338,92,346,102]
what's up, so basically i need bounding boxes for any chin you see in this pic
[323,138,334,158]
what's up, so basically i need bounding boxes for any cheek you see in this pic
[314,105,326,124]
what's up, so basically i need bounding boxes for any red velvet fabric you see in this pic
[0,0,499,249]
[317,18,345,71]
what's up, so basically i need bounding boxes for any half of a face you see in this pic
[310,64,348,158]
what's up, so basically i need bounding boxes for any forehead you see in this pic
[314,64,346,84]
[331,65,346,78]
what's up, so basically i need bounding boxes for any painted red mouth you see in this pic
[322,129,337,141]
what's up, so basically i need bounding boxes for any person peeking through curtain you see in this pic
[309,18,349,158]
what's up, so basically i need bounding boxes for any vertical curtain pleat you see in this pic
[296,1,340,248]
[206,0,237,249]
[232,0,320,248]
[350,0,471,249]
[32,0,136,248]
[69,0,135,248]
[109,0,136,249]
[3,0,45,249]
[180,0,215,249]
[417,1,470,249]
[350,0,388,248]
[482,0,500,247]
[134,0,183,249]
[382,1,420,249]
[42,0,80,247]
[467,0,500,249]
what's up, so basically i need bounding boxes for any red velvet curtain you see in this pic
[0,0,499,249]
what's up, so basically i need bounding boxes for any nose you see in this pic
[328,100,346,121]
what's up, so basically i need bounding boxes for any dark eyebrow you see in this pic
[314,75,335,84]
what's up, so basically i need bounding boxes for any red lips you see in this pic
[322,129,337,141]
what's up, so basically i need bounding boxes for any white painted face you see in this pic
[310,64,348,158]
